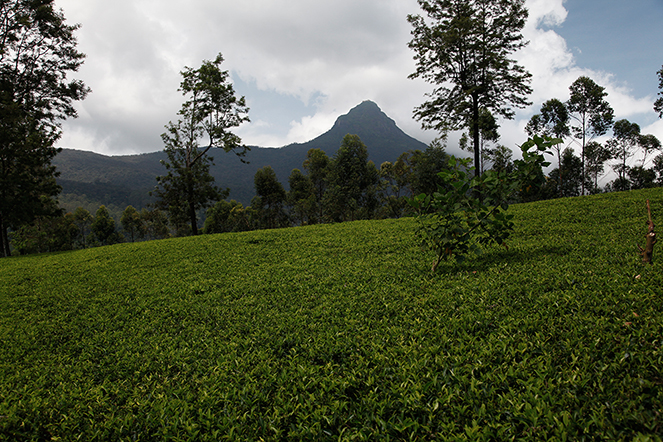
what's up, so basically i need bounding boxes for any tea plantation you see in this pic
[1,188,662,441]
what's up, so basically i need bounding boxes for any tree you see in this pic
[628,166,657,190]
[0,0,89,257]
[653,154,663,185]
[525,99,570,196]
[324,134,380,222]
[655,65,663,118]
[287,169,316,225]
[584,141,612,193]
[459,108,500,174]
[10,212,78,255]
[484,145,513,175]
[380,154,412,218]
[120,205,144,242]
[140,208,170,240]
[607,119,641,186]
[409,135,556,272]
[639,133,661,167]
[203,199,247,234]
[253,166,288,229]
[302,148,330,221]
[153,53,249,235]
[566,76,614,195]
[407,0,532,179]
[545,148,583,197]
[90,205,121,246]
[407,139,451,197]
[153,146,226,236]
[73,207,93,248]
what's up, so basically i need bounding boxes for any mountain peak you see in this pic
[333,100,398,131]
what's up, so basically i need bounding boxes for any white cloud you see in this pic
[55,0,659,159]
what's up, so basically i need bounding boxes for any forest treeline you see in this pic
[10,127,663,256]
[3,0,663,257]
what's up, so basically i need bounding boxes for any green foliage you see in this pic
[203,199,248,234]
[287,169,317,225]
[140,208,170,240]
[72,207,93,248]
[253,166,288,229]
[1,188,662,440]
[324,134,380,222]
[544,148,584,198]
[655,65,663,118]
[409,135,556,271]
[9,213,78,255]
[408,0,532,176]
[567,76,615,194]
[90,205,122,246]
[121,205,144,243]
[153,53,247,235]
[0,0,89,257]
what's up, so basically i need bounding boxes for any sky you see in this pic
[56,0,663,172]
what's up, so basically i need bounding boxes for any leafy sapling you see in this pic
[409,135,559,272]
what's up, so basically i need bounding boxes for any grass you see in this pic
[1,188,662,441]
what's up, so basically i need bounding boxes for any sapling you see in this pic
[409,135,559,272]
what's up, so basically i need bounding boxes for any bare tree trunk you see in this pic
[188,181,198,236]
[638,200,656,264]
[0,212,10,258]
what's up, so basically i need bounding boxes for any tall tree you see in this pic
[287,169,316,225]
[655,65,663,119]
[90,205,121,246]
[653,154,663,185]
[324,134,379,222]
[484,145,514,174]
[607,119,642,186]
[459,108,500,173]
[253,166,288,229]
[120,205,144,243]
[73,206,92,248]
[0,0,89,257]
[153,145,226,236]
[380,154,412,218]
[639,133,662,167]
[584,141,612,193]
[546,148,583,197]
[407,139,450,197]
[154,53,249,235]
[407,0,532,179]
[302,148,330,221]
[566,76,614,195]
[525,98,570,196]
[203,199,247,234]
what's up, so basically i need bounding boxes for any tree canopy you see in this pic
[655,65,663,119]
[154,53,249,235]
[0,0,89,257]
[407,0,532,177]
[566,76,614,194]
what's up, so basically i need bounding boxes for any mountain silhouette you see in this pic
[54,101,428,214]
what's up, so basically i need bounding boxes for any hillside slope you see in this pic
[53,101,428,213]
[1,188,662,439]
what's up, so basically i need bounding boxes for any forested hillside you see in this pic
[54,101,427,213]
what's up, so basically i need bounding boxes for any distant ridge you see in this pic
[53,101,429,213]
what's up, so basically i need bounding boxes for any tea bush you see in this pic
[0,188,662,440]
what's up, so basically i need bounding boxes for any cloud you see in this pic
[55,0,659,159]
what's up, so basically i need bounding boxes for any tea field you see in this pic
[1,188,662,441]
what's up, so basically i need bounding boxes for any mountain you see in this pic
[53,101,428,215]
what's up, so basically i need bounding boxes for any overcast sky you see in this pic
[56,0,663,168]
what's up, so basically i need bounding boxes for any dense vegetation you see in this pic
[1,187,661,440]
